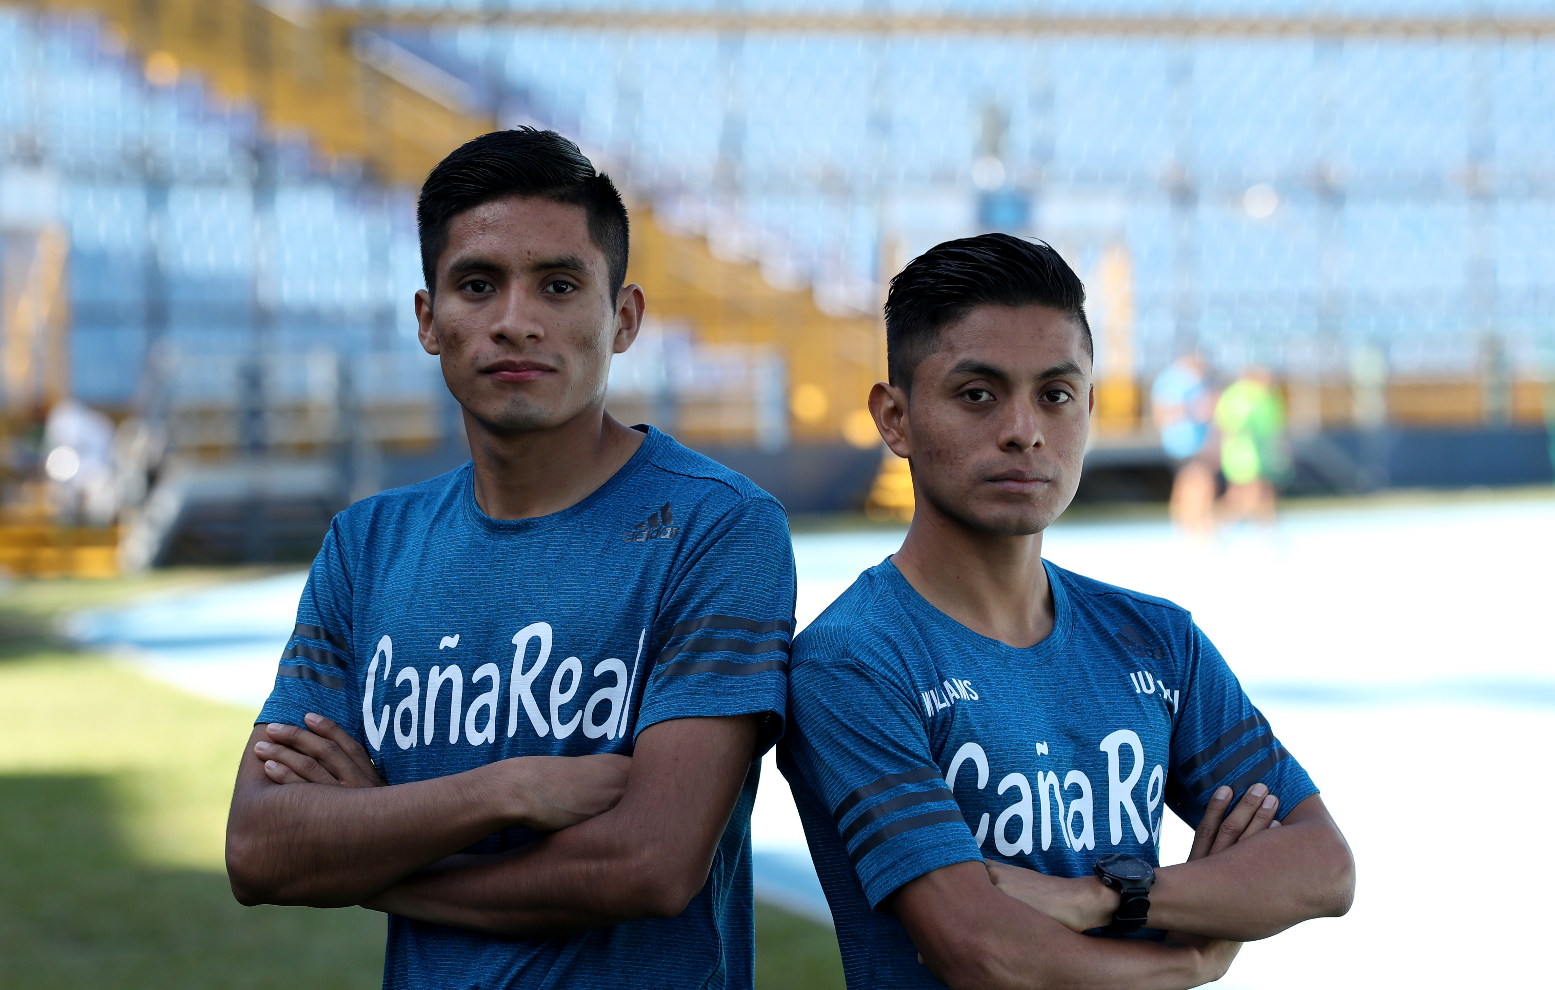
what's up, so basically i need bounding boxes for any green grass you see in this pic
[0,575,845,990]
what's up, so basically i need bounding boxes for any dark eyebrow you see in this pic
[947,358,1012,383]
[443,253,593,282]
[526,254,592,278]
[1035,359,1087,381]
[946,358,1087,383]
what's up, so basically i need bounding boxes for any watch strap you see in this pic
[1102,889,1152,934]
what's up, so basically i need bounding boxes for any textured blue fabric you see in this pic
[779,557,1317,989]
[257,427,796,990]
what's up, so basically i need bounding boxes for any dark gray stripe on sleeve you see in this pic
[1221,746,1292,801]
[281,642,347,672]
[667,615,794,639]
[1194,746,1291,804]
[839,787,955,845]
[292,623,350,655]
[1201,733,1273,790]
[1176,712,1267,780]
[832,766,941,824]
[848,809,967,866]
[654,637,791,670]
[656,657,789,678]
[277,664,344,691]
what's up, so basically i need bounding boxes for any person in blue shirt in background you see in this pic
[225,128,796,990]
[780,234,1354,990]
[1150,353,1219,537]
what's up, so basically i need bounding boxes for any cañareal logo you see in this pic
[624,502,680,542]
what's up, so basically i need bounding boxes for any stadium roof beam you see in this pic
[342,8,1555,40]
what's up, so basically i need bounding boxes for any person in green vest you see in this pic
[1214,366,1289,525]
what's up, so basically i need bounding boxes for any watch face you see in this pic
[1097,853,1154,881]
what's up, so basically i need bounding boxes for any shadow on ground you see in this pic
[0,772,386,989]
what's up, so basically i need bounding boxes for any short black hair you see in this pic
[417,128,629,298]
[883,233,1093,389]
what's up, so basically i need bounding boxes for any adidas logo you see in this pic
[624,502,680,542]
[1113,623,1166,661]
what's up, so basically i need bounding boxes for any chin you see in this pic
[471,401,567,435]
[926,490,1057,537]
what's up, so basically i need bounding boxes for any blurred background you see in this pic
[0,1,1552,988]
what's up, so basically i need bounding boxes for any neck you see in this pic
[465,402,645,520]
[892,498,1053,649]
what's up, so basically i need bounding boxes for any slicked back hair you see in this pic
[883,233,1093,390]
[417,128,629,299]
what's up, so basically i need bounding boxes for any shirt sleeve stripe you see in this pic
[666,615,794,638]
[277,664,344,690]
[848,809,968,867]
[1199,732,1272,789]
[281,642,347,672]
[1193,746,1290,804]
[655,636,791,669]
[657,657,789,678]
[1176,712,1267,779]
[832,766,941,824]
[292,623,351,655]
[839,787,955,845]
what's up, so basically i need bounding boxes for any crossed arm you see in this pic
[226,712,757,935]
[892,786,1354,990]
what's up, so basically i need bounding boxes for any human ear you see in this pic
[870,382,912,459]
[611,283,646,354]
[414,289,440,356]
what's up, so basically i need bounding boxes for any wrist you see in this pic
[483,759,542,829]
[1088,875,1122,930]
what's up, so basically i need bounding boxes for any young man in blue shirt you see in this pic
[226,128,796,989]
[780,234,1354,989]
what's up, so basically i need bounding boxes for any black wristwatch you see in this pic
[1093,853,1156,934]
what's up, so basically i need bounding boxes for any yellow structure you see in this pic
[2,224,70,418]
[1091,241,1138,435]
[0,523,119,579]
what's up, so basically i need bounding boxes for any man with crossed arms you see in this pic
[226,128,795,989]
[780,234,1355,989]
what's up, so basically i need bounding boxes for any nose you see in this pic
[489,286,546,345]
[998,393,1044,452]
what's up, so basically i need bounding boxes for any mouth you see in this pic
[481,358,557,384]
[984,470,1054,494]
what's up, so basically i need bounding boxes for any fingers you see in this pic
[260,718,382,788]
[303,713,385,785]
[1245,790,1280,837]
[1188,786,1233,861]
[1210,782,1277,855]
[262,758,308,785]
[254,736,336,784]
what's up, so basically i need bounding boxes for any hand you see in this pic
[508,754,632,832]
[1153,781,1278,981]
[1188,782,1280,862]
[255,713,385,787]
[986,863,1116,933]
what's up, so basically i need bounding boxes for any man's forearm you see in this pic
[1148,795,1355,939]
[897,863,1232,990]
[227,731,522,906]
[364,715,758,938]
[363,818,665,938]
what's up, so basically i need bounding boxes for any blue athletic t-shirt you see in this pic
[778,557,1317,989]
[256,427,796,990]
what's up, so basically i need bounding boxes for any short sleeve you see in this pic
[784,653,983,909]
[1166,624,1318,826]
[634,497,796,752]
[256,521,358,734]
